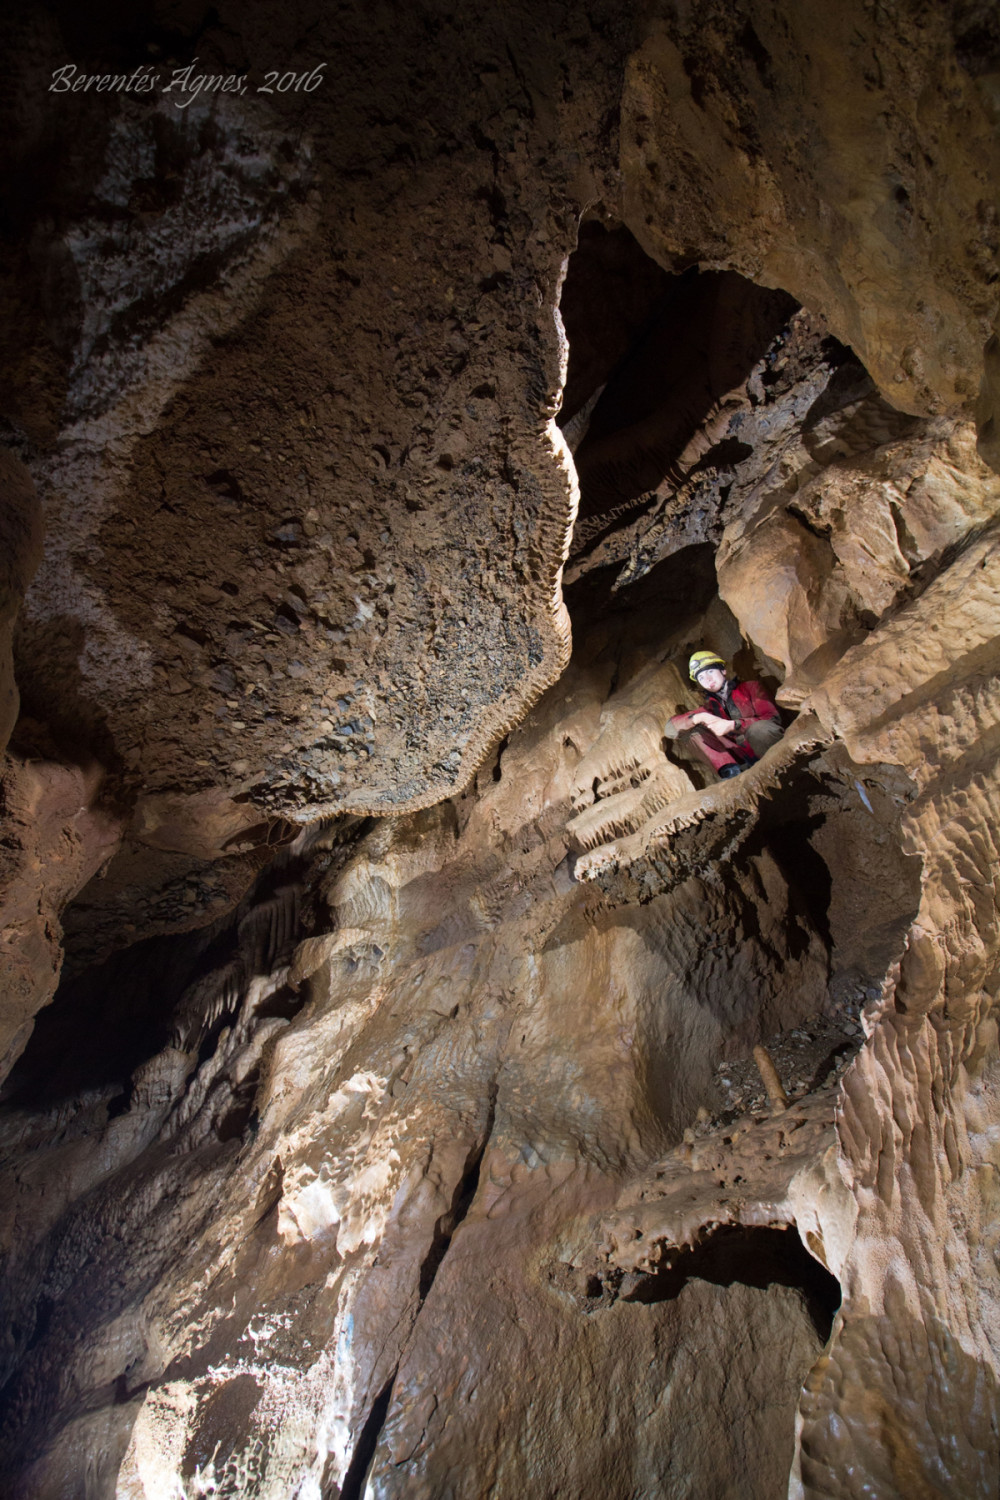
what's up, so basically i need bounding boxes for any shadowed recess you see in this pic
[620,1224,841,1342]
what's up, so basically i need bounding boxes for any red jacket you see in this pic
[668,679,780,742]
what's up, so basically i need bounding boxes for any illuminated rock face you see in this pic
[6,7,597,833]
[2,2,1000,1498]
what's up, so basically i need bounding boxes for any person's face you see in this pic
[696,666,726,693]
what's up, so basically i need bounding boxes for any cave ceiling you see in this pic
[2,1,1000,1497]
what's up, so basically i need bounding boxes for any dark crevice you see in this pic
[806,1040,855,1093]
[216,1066,261,1142]
[20,1295,55,1358]
[335,1376,395,1500]
[557,236,798,533]
[564,541,718,641]
[619,1224,841,1341]
[491,734,509,783]
[607,643,623,699]
[331,1090,497,1498]
[254,982,307,1024]
[204,468,244,503]
[195,1007,238,1071]
[417,1115,492,1300]
[738,21,775,87]
[0,927,212,1108]
[760,815,834,956]
[0,817,362,1112]
[687,437,753,476]
[735,776,840,944]
[786,502,834,542]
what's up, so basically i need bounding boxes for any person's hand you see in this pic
[695,712,736,735]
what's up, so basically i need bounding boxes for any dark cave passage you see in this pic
[557,221,799,556]
[742,752,923,1007]
[0,924,216,1111]
[554,218,924,1151]
[0,840,320,1113]
[336,1377,395,1500]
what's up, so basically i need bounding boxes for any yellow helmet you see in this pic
[688,649,726,683]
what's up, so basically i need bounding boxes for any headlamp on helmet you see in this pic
[688,650,726,683]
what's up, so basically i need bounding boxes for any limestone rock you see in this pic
[3,4,1000,1499]
[717,418,1000,687]
[0,450,43,756]
[622,3,1000,424]
[0,754,121,1082]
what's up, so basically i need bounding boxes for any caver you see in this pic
[665,650,785,779]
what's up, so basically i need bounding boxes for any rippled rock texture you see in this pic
[3,1,1000,1497]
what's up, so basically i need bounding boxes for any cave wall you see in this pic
[2,1,1000,1497]
[1,572,864,1498]
[622,0,1000,424]
[3,0,999,1062]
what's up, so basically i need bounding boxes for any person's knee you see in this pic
[747,719,784,757]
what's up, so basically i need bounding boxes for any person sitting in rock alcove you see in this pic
[665,649,784,779]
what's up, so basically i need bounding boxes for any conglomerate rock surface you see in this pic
[2,1,1000,1497]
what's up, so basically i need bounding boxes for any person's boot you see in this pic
[718,763,744,779]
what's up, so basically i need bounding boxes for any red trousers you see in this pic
[684,717,784,772]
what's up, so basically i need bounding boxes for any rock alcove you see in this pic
[2,3,1000,1498]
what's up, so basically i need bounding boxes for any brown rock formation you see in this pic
[2,2,1000,1498]
[0,449,43,755]
[621,1,1000,422]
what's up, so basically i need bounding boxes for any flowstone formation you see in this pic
[3,1,1000,1497]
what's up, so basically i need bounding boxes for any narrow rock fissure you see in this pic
[336,1088,497,1498]
[417,1092,495,1299]
[337,1376,396,1500]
